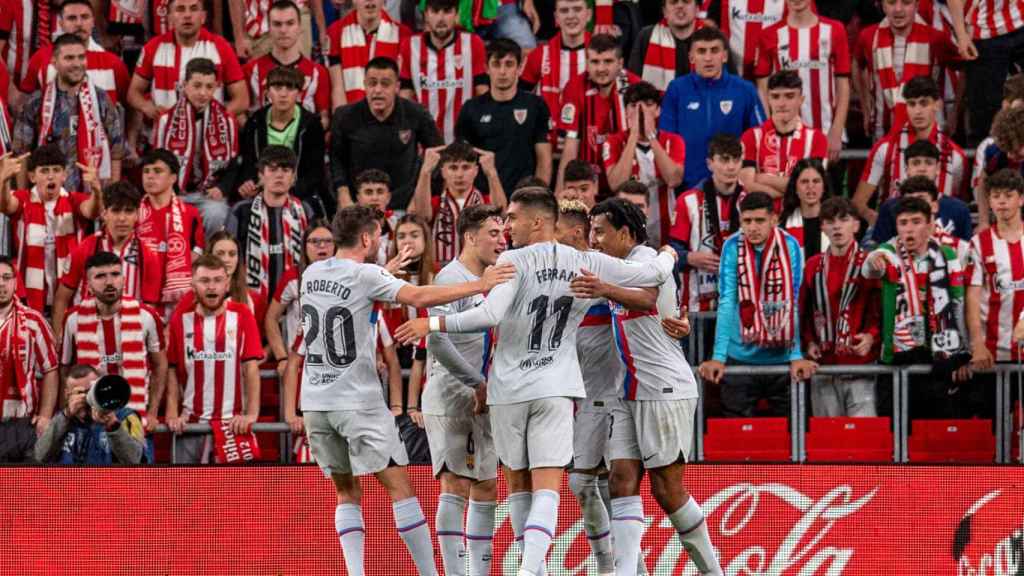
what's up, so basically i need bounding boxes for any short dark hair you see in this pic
[892,195,933,220]
[902,75,940,100]
[591,197,648,244]
[457,204,504,242]
[102,181,143,211]
[739,191,775,213]
[192,253,228,273]
[509,187,558,221]
[52,33,86,56]
[66,364,101,381]
[365,56,399,76]
[514,175,548,189]
[28,144,67,171]
[820,196,857,221]
[767,69,803,92]
[141,148,181,177]
[487,38,522,65]
[588,34,621,57]
[84,251,121,275]
[986,168,1024,195]
[439,140,479,167]
[60,0,94,15]
[707,133,743,159]
[690,26,727,49]
[266,65,304,90]
[257,145,298,172]
[563,160,597,183]
[424,0,458,10]
[558,200,590,238]
[333,205,384,248]
[904,139,940,161]
[898,175,939,200]
[623,81,661,107]
[184,57,218,83]
[354,169,391,191]
[616,179,649,199]
[268,0,300,18]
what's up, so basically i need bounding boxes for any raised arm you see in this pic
[584,248,676,287]
[395,263,515,309]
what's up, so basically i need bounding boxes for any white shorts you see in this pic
[304,405,409,477]
[608,398,697,469]
[423,413,498,482]
[572,398,615,470]
[490,397,574,471]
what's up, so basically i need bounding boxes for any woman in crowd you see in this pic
[781,158,833,260]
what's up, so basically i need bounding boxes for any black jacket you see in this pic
[226,105,329,217]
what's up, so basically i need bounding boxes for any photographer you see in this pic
[34,366,146,464]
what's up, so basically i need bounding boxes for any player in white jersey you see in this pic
[299,205,515,576]
[571,198,722,575]
[423,204,506,576]
[396,188,677,576]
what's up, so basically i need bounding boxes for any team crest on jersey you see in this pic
[720,100,733,115]
[481,115,492,123]
[514,109,528,124]
[561,103,576,125]
[398,130,412,144]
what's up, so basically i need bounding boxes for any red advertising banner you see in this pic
[2,464,1021,575]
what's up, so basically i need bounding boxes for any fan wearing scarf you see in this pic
[0,258,59,456]
[410,140,505,267]
[630,0,711,93]
[0,145,101,313]
[153,58,238,238]
[52,182,164,347]
[61,252,167,434]
[798,197,881,418]
[864,195,971,419]
[11,34,123,194]
[226,145,311,305]
[699,191,817,418]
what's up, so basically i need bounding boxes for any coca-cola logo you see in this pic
[954,490,1024,576]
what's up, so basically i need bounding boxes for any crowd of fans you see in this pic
[0,0,1022,464]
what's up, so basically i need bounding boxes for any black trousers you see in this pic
[720,360,791,418]
[965,26,1024,146]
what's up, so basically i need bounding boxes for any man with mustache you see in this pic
[61,251,167,434]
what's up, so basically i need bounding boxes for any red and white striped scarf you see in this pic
[883,123,955,201]
[39,76,111,180]
[0,300,42,417]
[242,0,270,39]
[245,193,308,302]
[74,297,149,418]
[210,419,261,463]
[107,0,145,26]
[157,98,236,193]
[641,20,705,93]
[812,244,865,353]
[737,227,796,348]
[536,33,588,116]
[870,19,934,136]
[140,195,192,304]
[337,11,401,102]
[16,186,78,312]
[433,188,485,265]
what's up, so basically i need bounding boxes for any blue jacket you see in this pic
[712,230,804,365]
[871,196,973,246]
[660,71,765,190]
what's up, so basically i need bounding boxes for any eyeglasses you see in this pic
[306,238,334,246]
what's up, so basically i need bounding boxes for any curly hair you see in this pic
[992,105,1024,154]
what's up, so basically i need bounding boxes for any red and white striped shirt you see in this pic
[754,17,851,134]
[521,34,588,148]
[861,123,968,201]
[0,303,58,419]
[135,28,245,110]
[0,0,33,84]
[61,304,163,372]
[61,233,164,306]
[326,10,406,103]
[21,39,130,104]
[168,301,264,422]
[969,226,1024,360]
[740,118,828,177]
[557,70,639,166]
[399,31,486,144]
[713,0,786,77]
[243,54,330,115]
[670,183,741,311]
[964,0,1024,39]
[601,131,686,247]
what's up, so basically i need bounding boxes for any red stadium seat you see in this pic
[908,419,995,463]
[806,417,892,462]
[704,418,790,461]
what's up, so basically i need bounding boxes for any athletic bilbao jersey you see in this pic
[243,54,330,114]
[423,259,490,417]
[610,245,697,401]
[167,301,264,422]
[443,241,674,405]
[298,257,407,411]
[741,119,828,177]
[968,227,1024,361]
[576,301,622,401]
[400,31,487,144]
[134,29,244,110]
[753,17,851,133]
[708,0,786,77]
[557,70,639,165]
[965,0,1024,39]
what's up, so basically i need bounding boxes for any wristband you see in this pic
[408,406,420,412]
[428,316,441,332]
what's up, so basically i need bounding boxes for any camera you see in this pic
[86,375,131,412]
